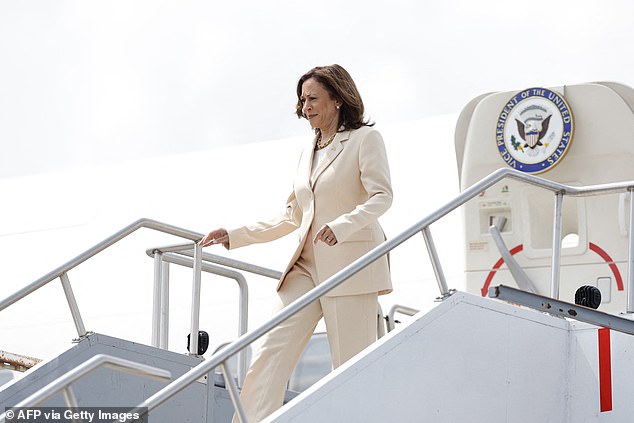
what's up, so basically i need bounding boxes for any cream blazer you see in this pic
[227,126,393,297]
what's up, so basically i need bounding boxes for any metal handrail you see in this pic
[145,243,283,385]
[386,305,420,332]
[0,219,202,313]
[154,251,251,384]
[146,243,283,279]
[0,219,203,341]
[0,354,171,423]
[178,248,284,280]
[133,168,634,421]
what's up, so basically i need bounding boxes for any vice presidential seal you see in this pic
[496,87,574,173]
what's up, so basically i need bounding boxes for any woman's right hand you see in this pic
[198,228,229,249]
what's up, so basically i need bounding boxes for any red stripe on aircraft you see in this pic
[598,328,613,412]
[482,242,624,296]
[589,243,624,291]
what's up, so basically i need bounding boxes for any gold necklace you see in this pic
[316,132,336,150]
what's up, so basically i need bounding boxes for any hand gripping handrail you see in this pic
[132,168,634,421]
[0,219,203,338]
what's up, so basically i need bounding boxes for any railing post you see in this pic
[625,187,634,313]
[59,273,87,339]
[151,252,163,347]
[160,261,170,349]
[222,361,248,423]
[550,192,564,299]
[63,386,80,409]
[421,227,450,298]
[236,274,248,387]
[189,244,203,355]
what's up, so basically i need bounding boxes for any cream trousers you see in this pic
[232,241,378,423]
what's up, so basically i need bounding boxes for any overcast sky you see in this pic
[1,0,633,178]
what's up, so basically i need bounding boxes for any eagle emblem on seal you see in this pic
[516,110,552,149]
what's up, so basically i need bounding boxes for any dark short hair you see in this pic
[295,64,374,131]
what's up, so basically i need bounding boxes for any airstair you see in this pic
[2,163,634,422]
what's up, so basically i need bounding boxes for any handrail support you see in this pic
[160,261,170,349]
[60,273,88,339]
[151,252,163,347]
[222,360,248,423]
[625,187,634,314]
[188,244,203,356]
[421,227,450,299]
[62,387,79,410]
[550,191,564,299]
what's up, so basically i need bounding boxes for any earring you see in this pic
[336,104,340,109]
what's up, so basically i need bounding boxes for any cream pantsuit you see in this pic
[227,126,392,422]
[233,237,378,422]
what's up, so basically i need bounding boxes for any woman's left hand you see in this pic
[313,225,338,246]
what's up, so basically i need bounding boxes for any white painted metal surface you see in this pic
[268,292,634,423]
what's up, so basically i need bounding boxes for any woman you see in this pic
[199,64,393,422]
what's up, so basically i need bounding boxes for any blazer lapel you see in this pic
[310,130,349,187]
[294,138,315,192]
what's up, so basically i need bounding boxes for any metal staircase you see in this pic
[2,169,634,422]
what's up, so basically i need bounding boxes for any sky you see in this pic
[1,0,634,178]
[1,0,634,374]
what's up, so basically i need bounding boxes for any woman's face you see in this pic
[300,77,340,133]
